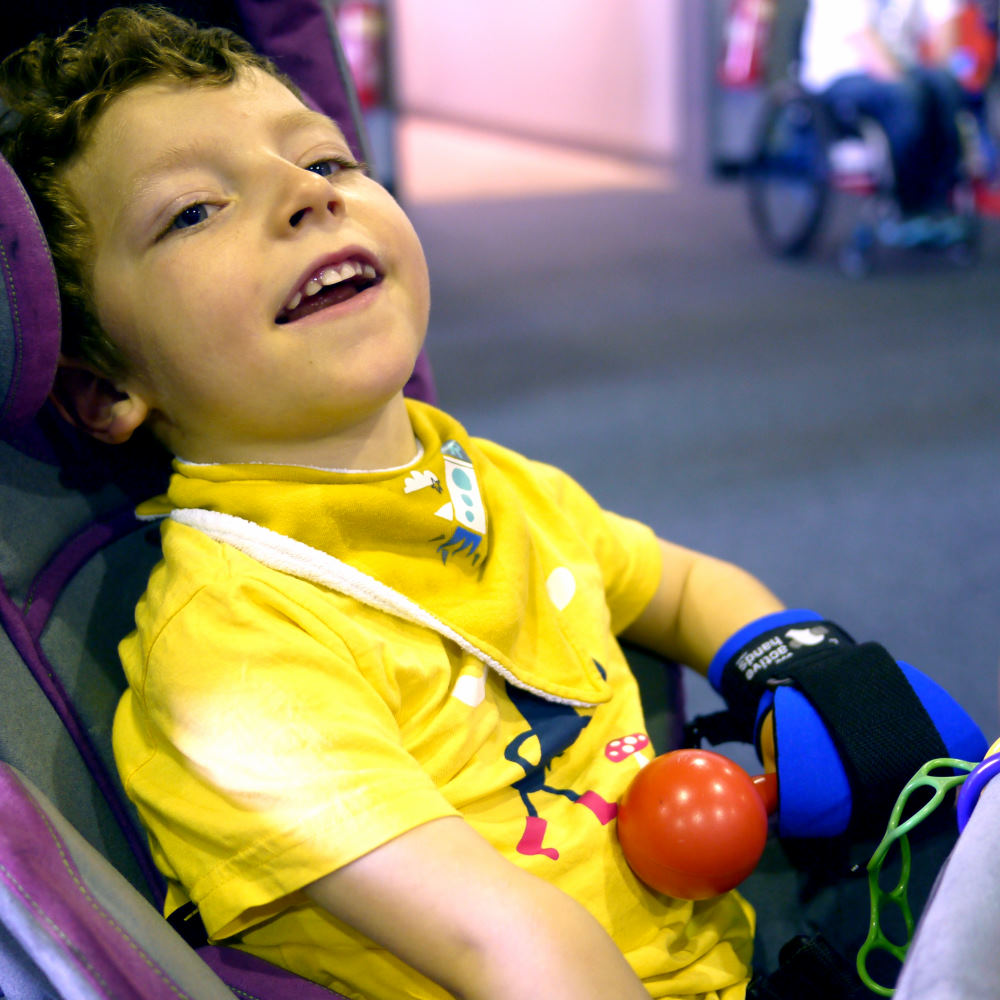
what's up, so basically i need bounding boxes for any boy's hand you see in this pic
[707,611,987,839]
[758,712,777,773]
[305,816,650,1000]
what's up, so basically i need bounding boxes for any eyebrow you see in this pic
[124,106,349,207]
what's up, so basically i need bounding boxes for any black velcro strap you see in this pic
[782,642,949,835]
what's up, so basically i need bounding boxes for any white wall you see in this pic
[391,0,686,163]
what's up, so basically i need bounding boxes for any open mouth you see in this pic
[275,256,382,324]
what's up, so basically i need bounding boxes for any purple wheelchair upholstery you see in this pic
[236,0,365,155]
[0,763,237,1000]
[0,155,60,441]
[0,762,349,998]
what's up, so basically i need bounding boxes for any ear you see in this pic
[50,356,151,445]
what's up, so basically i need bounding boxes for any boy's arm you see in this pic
[626,539,986,842]
[620,537,784,676]
[305,816,650,1000]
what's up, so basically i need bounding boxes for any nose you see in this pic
[272,162,342,234]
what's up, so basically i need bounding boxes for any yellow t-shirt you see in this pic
[114,400,754,999]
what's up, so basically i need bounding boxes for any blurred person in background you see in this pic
[799,0,966,227]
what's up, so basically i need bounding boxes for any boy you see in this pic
[0,7,984,999]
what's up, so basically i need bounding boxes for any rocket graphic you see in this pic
[434,441,487,563]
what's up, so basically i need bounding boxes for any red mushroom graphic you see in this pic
[605,733,651,771]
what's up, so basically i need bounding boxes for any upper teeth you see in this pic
[285,260,377,312]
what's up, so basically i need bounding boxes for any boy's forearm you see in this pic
[448,885,650,1000]
[306,816,649,1000]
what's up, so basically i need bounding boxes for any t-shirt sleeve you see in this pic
[115,572,459,939]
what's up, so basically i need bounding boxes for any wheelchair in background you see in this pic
[744,2,1000,275]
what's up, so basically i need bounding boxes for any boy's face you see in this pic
[65,69,430,465]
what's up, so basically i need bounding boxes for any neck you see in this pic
[163,396,421,471]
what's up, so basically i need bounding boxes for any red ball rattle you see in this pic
[617,749,778,900]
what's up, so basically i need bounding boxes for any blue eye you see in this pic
[305,156,362,177]
[169,203,210,231]
[307,160,338,177]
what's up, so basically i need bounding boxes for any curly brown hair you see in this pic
[0,5,294,377]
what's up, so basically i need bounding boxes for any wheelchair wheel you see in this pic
[746,85,833,257]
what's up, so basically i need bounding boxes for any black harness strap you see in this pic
[166,901,210,949]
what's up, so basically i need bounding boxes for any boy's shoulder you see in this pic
[135,516,305,628]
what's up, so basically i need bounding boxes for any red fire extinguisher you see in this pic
[335,0,388,110]
[719,0,775,89]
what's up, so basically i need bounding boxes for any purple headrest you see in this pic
[0,154,61,438]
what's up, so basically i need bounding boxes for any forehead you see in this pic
[66,69,347,220]
[109,68,303,125]
[93,68,316,143]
